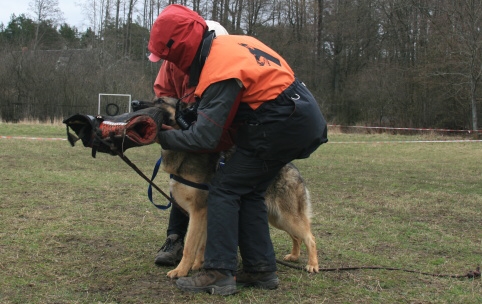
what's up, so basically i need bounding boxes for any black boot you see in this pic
[154,234,183,266]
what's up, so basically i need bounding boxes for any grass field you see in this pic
[1,123,481,303]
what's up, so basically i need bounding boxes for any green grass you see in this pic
[1,123,481,303]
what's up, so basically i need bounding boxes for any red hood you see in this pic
[148,5,207,73]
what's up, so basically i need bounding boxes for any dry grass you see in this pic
[1,123,481,303]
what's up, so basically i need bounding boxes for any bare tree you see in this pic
[441,0,480,133]
[125,0,139,57]
[29,0,64,50]
[413,0,482,132]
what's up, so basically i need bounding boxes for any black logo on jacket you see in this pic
[239,43,281,67]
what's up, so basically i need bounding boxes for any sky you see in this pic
[0,0,87,31]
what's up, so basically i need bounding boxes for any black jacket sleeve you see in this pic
[158,78,242,151]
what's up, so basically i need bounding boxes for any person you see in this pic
[152,20,229,267]
[148,4,328,295]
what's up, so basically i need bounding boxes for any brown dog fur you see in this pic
[157,97,319,278]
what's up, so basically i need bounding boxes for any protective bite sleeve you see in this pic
[63,107,164,157]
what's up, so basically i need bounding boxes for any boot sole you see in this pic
[237,278,279,290]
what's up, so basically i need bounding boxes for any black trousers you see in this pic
[203,148,286,272]
[203,79,326,273]
[166,203,189,239]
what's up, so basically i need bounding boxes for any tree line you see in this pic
[0,0,481,132]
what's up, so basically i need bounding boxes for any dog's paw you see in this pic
[167,268,188,279]
[305,264,319,273]
[166,270,178,279]
[283,253,300,262]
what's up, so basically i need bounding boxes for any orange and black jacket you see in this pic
[158,34,301,152]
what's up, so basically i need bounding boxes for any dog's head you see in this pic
[153,96,179,130]
[132,96,195,131]
[155,96,201,132]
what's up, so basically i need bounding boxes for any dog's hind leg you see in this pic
[301,232,319,273]
[284,235,302,262]
[280,219,319,273]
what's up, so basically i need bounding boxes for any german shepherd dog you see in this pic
[156,97,319,278]
[63,97,320,279]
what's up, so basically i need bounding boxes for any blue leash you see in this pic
[148,156,172,210]
[148,155,216,209]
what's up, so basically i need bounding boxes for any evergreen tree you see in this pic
[59,23,80,48]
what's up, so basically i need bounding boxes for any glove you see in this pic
[63,107,165,157]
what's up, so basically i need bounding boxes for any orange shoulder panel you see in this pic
[195,35,295,109]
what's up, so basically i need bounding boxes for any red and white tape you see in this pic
[329,124,482,134]
[0,136,66,141]
[330,140,482,144]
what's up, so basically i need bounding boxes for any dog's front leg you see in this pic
[191,230,206,270]
[166,208,207,278]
